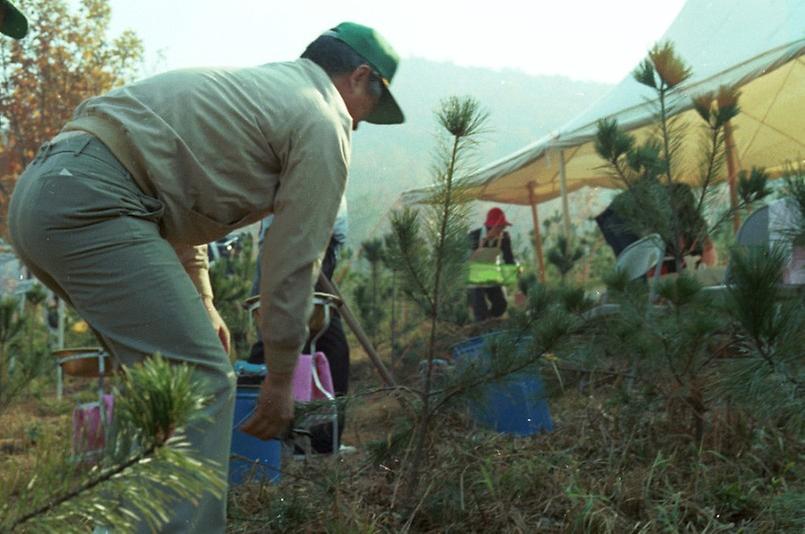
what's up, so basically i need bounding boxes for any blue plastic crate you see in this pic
[229,387,281,485]
[452,335,488,360]
[451,333,553,436]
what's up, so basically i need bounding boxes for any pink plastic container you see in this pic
[72,394,114,456]
[291,352,335,402]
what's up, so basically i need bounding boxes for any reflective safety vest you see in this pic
[467,233,519,286]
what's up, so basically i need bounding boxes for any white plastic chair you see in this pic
[585,233,666,319]
[706,198,803,295]
[615,233,666,302]
[729,198,801,275]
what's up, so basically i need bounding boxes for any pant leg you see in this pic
[246,245,265,365]
[468,288,489,322]
[486,286,508,318]
[8,137,235,534]
[246,339,265,364]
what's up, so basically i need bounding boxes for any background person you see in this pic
[8,22,403,533]
[467,207,517,322]
[596,183,718,274]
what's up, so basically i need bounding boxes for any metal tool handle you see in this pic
[317,273,397,387]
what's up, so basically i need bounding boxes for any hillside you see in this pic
[345,58,612,248]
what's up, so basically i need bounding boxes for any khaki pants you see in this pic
[8,134,235,533]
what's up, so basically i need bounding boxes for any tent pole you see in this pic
[724,120,741,234]
[528,182,546,283]
[559,149,571,239]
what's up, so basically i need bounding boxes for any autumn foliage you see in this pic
[0,0,143,236]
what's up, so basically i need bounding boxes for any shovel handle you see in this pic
[317,273,397,387]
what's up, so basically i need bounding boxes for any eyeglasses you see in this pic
[365,69,387,103]
[371,69,389,88]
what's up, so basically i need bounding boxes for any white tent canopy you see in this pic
[400,0,805,278]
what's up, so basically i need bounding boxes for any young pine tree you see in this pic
[353,238,388,346]
[1,355,224,533]
[595,41,768,272]
[385,96,488,506]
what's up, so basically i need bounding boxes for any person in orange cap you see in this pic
[467,207,518,321]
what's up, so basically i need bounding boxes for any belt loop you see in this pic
[31,143,45,164]
[42,140,54,159]
[33,141,54,165]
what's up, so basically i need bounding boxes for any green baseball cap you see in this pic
[324,22,404,125]
[1,0,28,39]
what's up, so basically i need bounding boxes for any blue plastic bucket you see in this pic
[229,387,281,485]
[452,334,553,436]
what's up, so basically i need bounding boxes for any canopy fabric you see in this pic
[401,0,805,207]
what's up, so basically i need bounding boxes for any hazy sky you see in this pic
[106,0,687,83]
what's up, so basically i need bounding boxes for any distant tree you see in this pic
[209,233,255,358]
[0,0,143,235]
[547,235,583,284]
[0,297,27,410]
[542,215,585,284]
[352,237,387,346]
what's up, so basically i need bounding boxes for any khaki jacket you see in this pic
[64,59,352,373]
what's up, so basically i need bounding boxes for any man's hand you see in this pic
[241,373,294,440]
[203,297,231,355]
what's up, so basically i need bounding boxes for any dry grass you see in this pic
[2,340,799,533]
[224,307,803,532]
[226,358,804,533]
[0,378,75,480]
